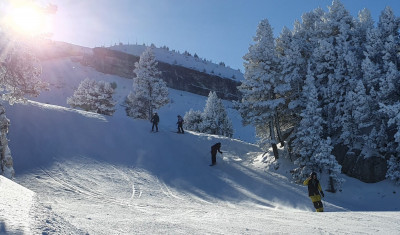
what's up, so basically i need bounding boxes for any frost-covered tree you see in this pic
[126,47,169,119]
[340,80,373,151]
[292,67,325,181]
[0,106,12,178]
[293,67,342,190]
[67,78,116,115]
[237,19,282,158]
[312,137,343,192]
[0,31,48,178]
[183,109,203,132]
[276,27,305,131]
[381,103,400,182]
[201,91,233,137]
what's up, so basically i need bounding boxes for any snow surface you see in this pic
[109,44,244,81]
[1,56,400,234]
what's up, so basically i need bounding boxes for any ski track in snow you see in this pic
[3,56,400,234]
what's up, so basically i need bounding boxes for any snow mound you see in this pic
[0,175,35,234]
[0,176,83,235]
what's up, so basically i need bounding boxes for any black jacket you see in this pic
[151,114,159,124]
[304,178,322,196]
[211,143,222,155]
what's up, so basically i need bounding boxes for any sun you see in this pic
[4,3,50,36]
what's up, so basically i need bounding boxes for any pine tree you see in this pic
[0,31,48,178]
[183,109,203,132]
[67,78,116,115]
[201,91,233,137]
[292,66,324,182]
[293,67,343,190]
[126,47,169,119]
[237,19,282,158]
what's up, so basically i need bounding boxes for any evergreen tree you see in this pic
[183,109,203,132]
[67,78,116,115]
[0,106,12,178]
[292,67,324,182]
[201,91,233,137]
[293,67,343,190]
[237,19,282,158]
[0,31,48,178]
[276,27,305,133]
[381,103,400,182]
[126,47,169,119]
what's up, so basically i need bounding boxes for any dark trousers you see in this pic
[152,123,158,131]
[211,153,217,165]
[178,124,184,133]
[313,201,323,212]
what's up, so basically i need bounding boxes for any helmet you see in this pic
[310,172,317,177]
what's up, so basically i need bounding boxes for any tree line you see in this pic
[235,0,400,190]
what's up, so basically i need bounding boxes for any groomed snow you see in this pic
[1,56,399,234]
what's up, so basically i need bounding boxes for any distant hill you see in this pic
[34,40,243,100]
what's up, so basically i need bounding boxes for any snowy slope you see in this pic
[109,44,244,81]
[1,56,400,234]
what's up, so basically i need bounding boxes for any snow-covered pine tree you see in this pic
[354,8,375,63]
[125,47,169,119]
[292,66,324,182]
[0,106,12,178]
[183,109,203,132]
[237,19,282,158]
[67,78,116,115]
[340,80,373,151]
[201,91,233,137]
[311,137,343,192]
[293,66,343,190]
[380,102,400,183]
[276,27,305,136]
[0,31,48,178]
[317,0,359,137]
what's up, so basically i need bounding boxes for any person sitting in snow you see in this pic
[177,115,184,134]
[151,112,159,132]
[303,172,324,212]
[210,142,223,166]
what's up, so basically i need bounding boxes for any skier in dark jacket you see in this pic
[177,115,184,134]
[210,142,223,166]
[303,172,324,212]
[151,112,159,132]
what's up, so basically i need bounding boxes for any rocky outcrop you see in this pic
[86,47,241,100]
[333,144,387,183]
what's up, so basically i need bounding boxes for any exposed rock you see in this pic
[333,144,387,183]
[86,47,241,100]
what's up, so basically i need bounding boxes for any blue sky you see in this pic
[48,0,400,71]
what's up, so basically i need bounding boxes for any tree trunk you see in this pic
[327,170,336,193]
[275,113,284,147]
[269,120,279,160]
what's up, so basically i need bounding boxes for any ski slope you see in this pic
[1,56,400,234]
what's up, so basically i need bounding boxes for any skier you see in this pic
[303,172,325,212]
[177,115,184,134]
[151,112,159,132]
[210,142,223,166]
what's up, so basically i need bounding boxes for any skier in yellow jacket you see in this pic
[303,172,324,212]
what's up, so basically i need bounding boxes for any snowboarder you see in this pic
[303,172,325,212]
[151,112,159,132]
[177,115,184,134]
[210,142,223,166]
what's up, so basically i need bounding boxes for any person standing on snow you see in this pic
[177,115,184,134]
[303,172,325,212]
[210,142,223,166]
[151,112,160,132]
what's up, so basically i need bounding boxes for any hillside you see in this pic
[109,44,244,81]
[1,55,400,234]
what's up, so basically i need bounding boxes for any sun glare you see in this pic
[5,4,49,36]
